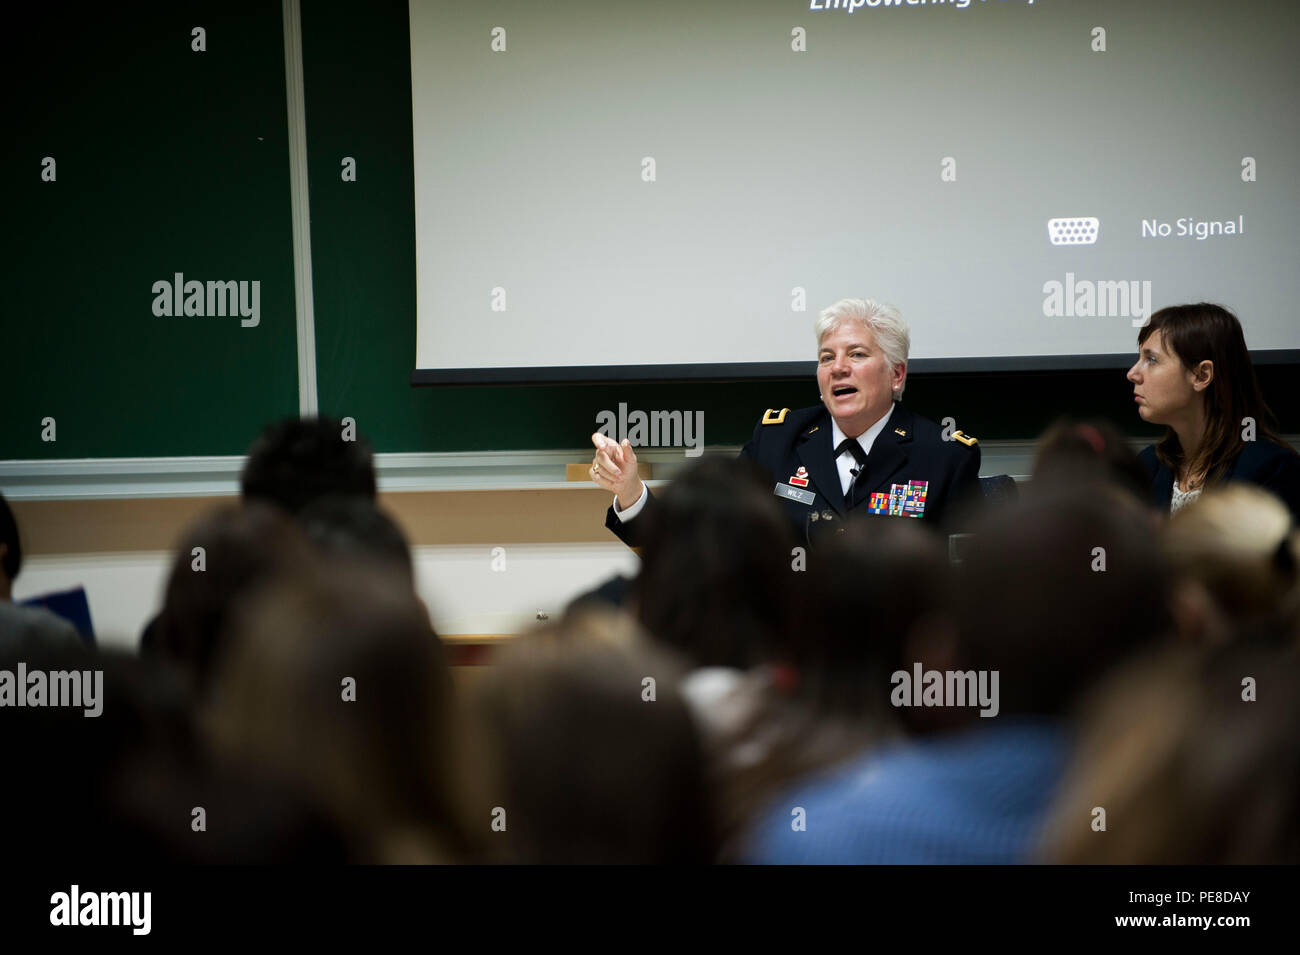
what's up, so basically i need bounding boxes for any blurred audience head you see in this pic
[0,643,204,860]
[950,488,1173,721]
[467,607,717,863]
[0,640,350,863]
[797,519,952,727]
[1163,484,1300,645]
[1031,418,1150,505]
[1041,645,1300,863]
[241,416,376,517]
[205,562,460,863]
[149,503,316,698]
[299,494,415,588]
[688,521,953,856]
[633,456,799,670]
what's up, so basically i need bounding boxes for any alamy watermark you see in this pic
[1042,272,1153,328]
[890,662,999,717]
[595,402,703,457]
[151,273,260,328]
[0,663,103,717]
[50,885,150,935]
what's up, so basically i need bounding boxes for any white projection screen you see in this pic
[409,0,1300,384]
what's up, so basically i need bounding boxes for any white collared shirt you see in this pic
[830,405,896,496]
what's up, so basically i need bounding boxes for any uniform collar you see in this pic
[829,404,896,459]
[797,403,911,517]
[856,404,913,501]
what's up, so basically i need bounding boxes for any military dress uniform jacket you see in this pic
[605,402,982,549]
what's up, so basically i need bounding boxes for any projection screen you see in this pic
[409,0,1300,383]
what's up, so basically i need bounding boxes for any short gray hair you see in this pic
[814,298,911,401]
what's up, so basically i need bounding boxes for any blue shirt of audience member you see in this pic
[742,719,1069,865]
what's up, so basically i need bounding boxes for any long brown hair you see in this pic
[1137,303,1289,487]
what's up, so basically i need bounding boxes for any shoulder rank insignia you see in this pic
[762,408,790,425]
[952,430,978,447]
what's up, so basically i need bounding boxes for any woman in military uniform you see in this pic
[591,298,982,547]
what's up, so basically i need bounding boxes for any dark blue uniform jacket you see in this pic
[605,402,982,548]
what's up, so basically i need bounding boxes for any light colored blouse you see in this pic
[1170,478,1202,514]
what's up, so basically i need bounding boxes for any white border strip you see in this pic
[283,0,318,415]
[0,449,687,500]
[0,443,1056,501]
[5,437,1293,501]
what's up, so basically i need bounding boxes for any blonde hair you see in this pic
[1162,484,1300,633]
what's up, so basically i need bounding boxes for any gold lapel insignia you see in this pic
[894,428,907,437]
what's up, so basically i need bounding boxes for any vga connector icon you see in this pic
[1048,217,1099,245]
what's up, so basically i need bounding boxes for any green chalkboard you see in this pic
[4,1,300,459]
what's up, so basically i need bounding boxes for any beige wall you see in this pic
[11,489,639,653]
[12,487,622,554]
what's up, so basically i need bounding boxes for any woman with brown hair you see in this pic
[1126,303,1300,519]
[205,562,469,863]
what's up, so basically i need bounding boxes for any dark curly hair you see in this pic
[240,417,376,516]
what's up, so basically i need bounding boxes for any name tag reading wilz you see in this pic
[774,482,816,506]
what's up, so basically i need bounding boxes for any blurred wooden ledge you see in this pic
[564,462,653,482]
[10,487,657,557]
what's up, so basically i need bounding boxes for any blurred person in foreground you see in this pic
[465,607,718,863]
[1040,645,1300,864]
[298,494,415,588]
[1126,303,1300,520]
[145,503,315,700]
[205,561,466,863]
[742,487,1173,864]
[240,416,377,517]
[141,415,379,650]
[592,455,799,856]
[1161,484,1300,646]
[0,639,347,863]
[615,456,960,857]
[629,455,800,672]
[712,519,955,860]
[1030,418,1152,507]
